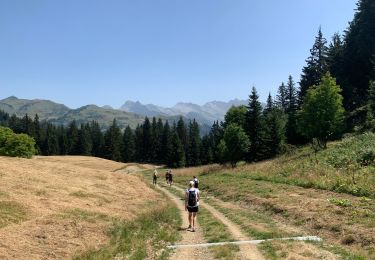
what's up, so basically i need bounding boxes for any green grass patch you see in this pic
[307,241,367,260]
[0,201,27,228]
[0,190,9,198]
[74,205,181,260]
[328,198,351,207]
[210,245,240,259]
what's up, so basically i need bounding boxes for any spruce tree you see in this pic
[299,27,329,105]
[76,123,92,156]
[67,120,79,155]
[43,124,59,155]
[285,75,300,144]
[170,125,186,167]
[90,121,104,157]
[176,117,189,164]
[142,117,152,162]
[161,121,173,165]
[103,119,123,161]
[188,119,201,166]
[245,87,265,161]
[134,124,143,162]
[276,82,287,110]
[340,0,375,110]
[122,125,135,162]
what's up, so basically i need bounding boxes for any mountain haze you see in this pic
[120,99,247,124]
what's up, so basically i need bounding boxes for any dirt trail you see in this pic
[155,185,215,260]
[157,184,264,260]
[172,185,265,260]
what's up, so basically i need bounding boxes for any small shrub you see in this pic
[328,198,351,207]
[0,127,36,158]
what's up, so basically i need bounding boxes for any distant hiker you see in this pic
[168,169,173,186]
[153,169,158,185]
[185,180,200,232]
[165,170,170,185]
[193,176,199,189]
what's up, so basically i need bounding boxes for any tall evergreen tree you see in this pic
[103,119,123,162]
[122,125,135,162]
[276,82,288,111]
[76,123,92,156]
[340,0,375,110]
[134,124,143,162]
[299,27,329,105]
[161,121,173,165]
[67,120,79,155]
[57,125,69,155]
[42,124,59,155]
[327,33,344,81]
[246,87,265,161]
[188,119,201,166]
[264,93,274,116]
[170,125,186,167]
[285,75,300,144]
[142,117,152,162]
[90,121,104,157]
[176,117,189,164]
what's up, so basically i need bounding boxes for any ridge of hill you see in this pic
[0,96,209,131]
[119,99,248,124]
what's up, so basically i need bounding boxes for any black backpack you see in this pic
[188,189,197,207]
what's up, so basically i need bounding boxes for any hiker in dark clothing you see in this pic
[165,170,170,185]
[152,169,158,185]
[185,180,200,232]
[193,176,199,188]
[168,169,173,186]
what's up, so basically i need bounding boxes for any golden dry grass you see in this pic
[0,156,161,259]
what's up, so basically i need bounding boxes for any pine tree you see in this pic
[90,121,104,157]
[155,119,164,163]
[340,0,375,110]
[103,119,123,161]
[299,27,329,105]
[170,125,186,167]
[43,124,59,155]
[285,75,300,144]
[76,123,92,156]
[161,121,173,165]
[57,125,68,155]
[245,87,265,161]
[327,33,344,80]
[176,117,189,164]
[134,124,143,162]
[67,120,79,155]
[264,108,287,157]
[276,82,288,111]
[122,125,135,162]
[142,117,152,162]
[264,93,274,116]
[188,119,201,166]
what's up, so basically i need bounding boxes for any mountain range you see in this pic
[0,96,247,132]
[119,99,247,125]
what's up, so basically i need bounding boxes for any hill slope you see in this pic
[0,156,160,259]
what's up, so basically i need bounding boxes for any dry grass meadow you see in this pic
[0,156,160,259]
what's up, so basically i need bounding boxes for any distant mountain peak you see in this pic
[119,99,247,124]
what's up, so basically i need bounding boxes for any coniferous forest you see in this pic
[1,0,375,167]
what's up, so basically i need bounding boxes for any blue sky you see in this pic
[0,0,357,108]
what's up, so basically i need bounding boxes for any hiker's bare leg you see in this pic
[188,212,192,228]
[192,212,197,230]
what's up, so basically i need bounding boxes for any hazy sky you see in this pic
[0,0,357,108]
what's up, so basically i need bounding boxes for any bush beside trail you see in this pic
[0,127,36,158]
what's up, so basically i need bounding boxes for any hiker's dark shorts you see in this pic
[187,206,199,213]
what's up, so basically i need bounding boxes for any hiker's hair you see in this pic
[189,181,194,188]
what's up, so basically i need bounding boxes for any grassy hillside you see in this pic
[0,96,70,119]
[172,132,375,259]
[0,156,179,259]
